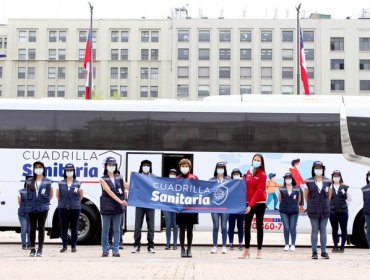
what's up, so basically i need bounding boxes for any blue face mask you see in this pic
[252,161,261,168]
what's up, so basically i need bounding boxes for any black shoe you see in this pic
[60,247,67,253]
[181,248,187,258]
[112,252,120,257]
[119,244,124,250]
[187,249,192,258]
[338,247,345,253]
[332,247,338,253]
[22,245,27,250]
[311,252,318,259]
[230,244,234,251]
[30,249,36,257]
[36,249,42,257]
[71,247,77,253]
[238,244,243,251]
[102,252,109,257]
[173,245,178,250]
[165,246,171,250]
[321,252,330,259]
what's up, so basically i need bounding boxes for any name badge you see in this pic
[118,189,123,194]
[341,189,345,194]
[293,195,297,199]
[325,187,329,193]
[74,188,78,193]
[41,188,46,195]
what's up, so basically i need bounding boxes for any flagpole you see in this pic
[88,2,93,99]
[296,3,301,95]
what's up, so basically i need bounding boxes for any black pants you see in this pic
[329,211,348,247]
[29,211,48,250]
[133,207,155,248]
[179,224,193,250]
[244,203,266,249]
[59,208,80,248]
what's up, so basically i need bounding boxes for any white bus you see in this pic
[0,95,369,246]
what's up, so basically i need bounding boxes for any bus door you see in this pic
[125,152,163,231]
[162,153,194,177]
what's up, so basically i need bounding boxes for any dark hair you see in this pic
[103,163,119,176]
[283,173,297,187]
[231,168,242,178]
[331,170,343,184]
[252,153,265,172]
[291,158,300,167]
[30,161,46,191]
[138,160,152,174]
[63,164,77,180]
[213,163,228,177]
[366,171,370,184]
[311,161,326,177]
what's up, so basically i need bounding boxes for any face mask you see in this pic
[285,179,292,185]
[314,169,323,176]
[66,171,74,178]
[252,161,261,168]
[142,166,150,173]
[333,176,341,183]
[107,166,116,173]
[169,174,176,178]
[233,175,241,180]
[217,168,224,175]
[34,168,43,175]
[181,167,189,175]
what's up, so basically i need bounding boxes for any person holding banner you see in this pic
[240,154,267,259]
[209,162,231,254]
[176,158,198,258]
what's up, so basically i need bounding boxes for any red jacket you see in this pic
[244,168,267,208]
[289,167,305,187]
[177,173,198,180]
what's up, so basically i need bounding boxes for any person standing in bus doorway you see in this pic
[209,162,231,254]
[163,168,179,250]
[279,173,300,252]
[361,171,370,255]
[228,168,245,251]
[27,161,53,257]
[132,159,156,254]
[240,153,267,259]
[304,161,332,260]
[56,163,83,253]
[100,157,128,257]
[176,158,198,258]
[289,159,306,212]
[329,170,351,253]
[266,173,281,210]
[17,176,33,250]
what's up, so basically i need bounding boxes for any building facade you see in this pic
[0,18,370,99]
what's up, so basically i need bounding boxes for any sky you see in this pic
[0,0,369,24]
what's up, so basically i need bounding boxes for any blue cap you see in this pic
[64,163,75,170]
[216,161,227,167]
[169,168,177,173]
[105,157,117,164]
[332,170,341,176]
[313,161,324,167]
[231,168,242,176]
[268,173,276,179]
[283,173,293,178]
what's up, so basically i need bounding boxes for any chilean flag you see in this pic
[83,30,93,99]
[300,29,310,95]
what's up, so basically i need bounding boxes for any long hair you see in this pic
[30,161,46,191]
[103,163,119,176]
[311,163,326,177]
[213,164,228,177]
[63,168,77,180]
[252,153,265,172]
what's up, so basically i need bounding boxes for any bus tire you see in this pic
[77,204,100,245]
[351,210,368,248]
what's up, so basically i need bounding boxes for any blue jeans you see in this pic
[163,211,178,247]
[365,214,370,248]
[101,214,122,253]
[228,213,244,244]
[280,213,298,246]
[309,217,329,253]
[18,214,29,247]
[211,213,228,246]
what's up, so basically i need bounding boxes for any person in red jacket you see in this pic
[289,158,305,212]
[240,153,267,259]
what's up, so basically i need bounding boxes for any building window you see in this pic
[141,49,149,60]
[360,80,370,91]
[110,85,118,97]
[150,68,158,80]
[219,67,230,78]
[58,67,65,79]
[305,49,314,60]
[240,85,252,95]
[198,85,210,97]
[282,67,293,79]
[140,86,148,97]
[0,85,2,96]
[120,49,128,60]
[282,31,293,42]
[78,86,85,98]
[27,67,35,79]
[27,85,35,97]
[219,30,231,42]
[111,49,119,60]
[78,67,85,79]
[359,37,370,51]
[49,49,57,60]
[330,37,344,51]
[261,67,272,79]
[307,67,314,79]
[19,31,27,43]
[282,49,293,60]
[360,59,370,70]
[48,67,56,79]
[240,67,251,79]
[303,31,314,42]
[120,86,128,97]
[177,84,189,97]
[151,49,159,60]
[49,31,57,42]
[18,67,26,79]
[240,48,251,60]
[17,85,25,97]
[18,49,26,60]
[331,59,344,70]
[120,67,128,79]
[28,31,36,42]
[140,68,148,79]
[58,49,66,60]
[111,67,119,79]
[199,30,210,42]
[48,85,56,97]
[240,30,252,42]
[261,49,272,60]
[79,31,87,42]
[111,31,119,42]
[178,48,189,60]
[150,86,158,97]
[151,31,159,42]
[28,49,36,60]
[198,67,210,78]
[59,31,66,42]
[57,85,65,97]
[141,31,149,42]
[178,66,189,78]
[219,85,230,95]
[261,85,272,94]
[331,80,345,91]
[261,30,272,42]
[198,48,210,60]
[121,31,129,42]
[282,85,294,95]
[0,67,2,79]
[219,48,231,60]
[78,49,85,60]
[178,30,189,42]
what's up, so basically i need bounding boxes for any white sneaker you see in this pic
[284,245,290,251]
[148,248,156,254]
[131,246,140,253]
[290,245,296,251]
[221,247,227,254]
[210,246,217,254]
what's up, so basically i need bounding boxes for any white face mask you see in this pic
[142,166,150,174]
[169,174,176,178]
[217,168,224,175]
[333,176,341,183]
[252,160,261,168]
[66,171,74,178]
[285,179,292,185]
[34,168,44,175]
[180,167,189,175]
[233,175,241,180]
[107,166,116,173]
[314,169,323,176]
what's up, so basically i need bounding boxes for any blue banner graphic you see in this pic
[128,173,246,213]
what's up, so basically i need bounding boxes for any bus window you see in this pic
[347,117,370,158]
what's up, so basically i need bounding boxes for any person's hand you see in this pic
[245,206,251,214]
[122,200,128,207]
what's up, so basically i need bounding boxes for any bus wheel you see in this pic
[76,204,100,244]
[351,210,368,248]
